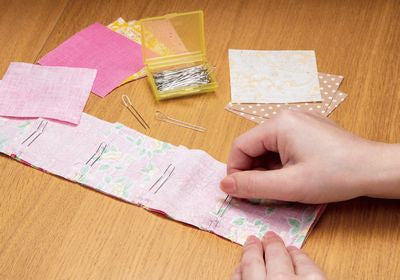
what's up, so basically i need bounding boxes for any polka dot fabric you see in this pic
[225,73,346,124]
[326,90,347,115]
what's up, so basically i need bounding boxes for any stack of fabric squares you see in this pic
[225,49,347,123]
[107,17,188,85]
[38,22,144,97]
[107,18,147,83]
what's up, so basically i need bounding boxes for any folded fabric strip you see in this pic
[38,23,143,97]
[0,114,324,247]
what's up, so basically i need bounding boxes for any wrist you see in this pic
[360,142,400,199]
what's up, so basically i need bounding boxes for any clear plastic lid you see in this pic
[140,11,206,65]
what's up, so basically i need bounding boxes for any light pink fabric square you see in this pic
[0,62,96,125]
[38,23,144,97]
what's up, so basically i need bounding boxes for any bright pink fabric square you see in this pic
[0,62,96,125]
[38,22,144,97]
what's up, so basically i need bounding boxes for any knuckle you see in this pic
[265,236,284,247]
[241,255,264,269]
[265,245,286,259]
[243,175,258,197]
[276,109,297,121]
[288,248,303,257]
[274,110,300,132]
[232,137,245,150]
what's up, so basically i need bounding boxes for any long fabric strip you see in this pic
[0,114,324,247]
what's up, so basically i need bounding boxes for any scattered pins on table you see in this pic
[155,111,207,132]
[122,95,150,130]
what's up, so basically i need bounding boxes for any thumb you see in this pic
[220,167,306,202]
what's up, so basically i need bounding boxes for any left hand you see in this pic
[232,231,326,280]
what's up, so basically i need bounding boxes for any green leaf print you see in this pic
[254,219,262,226]
[259,224,268,235]
[115,177,125,183]
[163,142,171,150]
[305,214,315,224]
[288,218,301,234]
[140,163,154,173]
[18,121,32,128]
[232,217,246,226]
[80,165,90,176]
[154,142,170,154]
[294,235,306,245]
[127,136,135,143]
[0,138,7,149]
[288,218,301,228]
[265,207,275,215]
[98,164,110,171]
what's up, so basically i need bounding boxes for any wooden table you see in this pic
[0,0,399,279]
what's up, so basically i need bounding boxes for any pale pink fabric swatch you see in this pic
[0,114,324,247]
[0,63,96,124]
[38,23,143,97]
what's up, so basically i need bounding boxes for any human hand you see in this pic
[221,110,400,203]
[232,231,326,280]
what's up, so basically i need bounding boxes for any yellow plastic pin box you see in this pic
[140,11,218,100]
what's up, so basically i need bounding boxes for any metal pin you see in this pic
[228,106,269,119]
[148,164,175,194]
[208,195,233,231]
[86,142,107,166]
[21,120,48,146]
[153,65,211,92]
[122,95,150,130]
[155,111,206,132]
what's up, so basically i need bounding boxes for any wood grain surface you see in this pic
[0,0,399,279]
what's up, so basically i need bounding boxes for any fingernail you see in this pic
[244,235,258,245]
[287,246,299,251]
[264,231,278,240]
[220,176,236,193]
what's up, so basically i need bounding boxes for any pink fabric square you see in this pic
[0,62,96,125]
[38,23,144,97]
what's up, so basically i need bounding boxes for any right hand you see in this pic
[220,110,400,204]
[233,232,326,280]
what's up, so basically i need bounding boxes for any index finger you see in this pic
[241,236,267,280]
[262,232,294,277]
[227,119,279,174]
